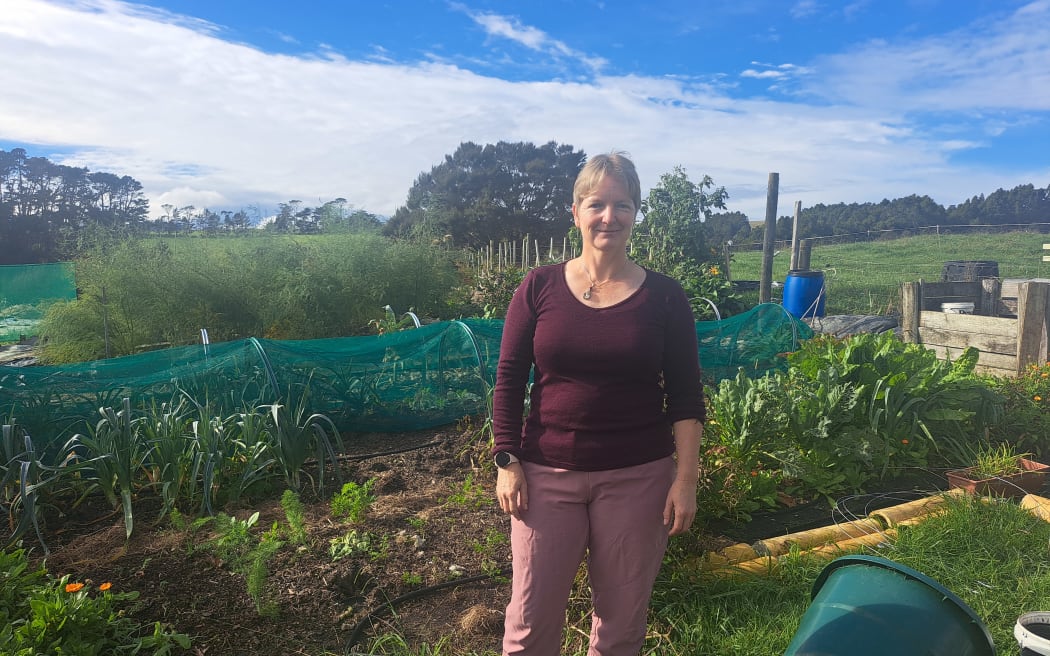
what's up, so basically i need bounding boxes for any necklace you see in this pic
[581,264,620,300]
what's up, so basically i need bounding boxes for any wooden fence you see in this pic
[900,280,1050,376]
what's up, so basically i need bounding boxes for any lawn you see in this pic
[727,231,1050,315]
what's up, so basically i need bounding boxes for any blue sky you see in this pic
[1,0,1047,222]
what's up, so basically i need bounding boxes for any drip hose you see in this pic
[344,564,512,654]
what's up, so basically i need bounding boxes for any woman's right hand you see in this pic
[496,463,528,519]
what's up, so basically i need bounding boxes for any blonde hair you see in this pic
[573,151,641,211]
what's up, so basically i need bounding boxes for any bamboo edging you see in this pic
[701,489,966,579]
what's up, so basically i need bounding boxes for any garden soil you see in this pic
[29,423,947,655]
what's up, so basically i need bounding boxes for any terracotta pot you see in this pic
[946,458,1050,498]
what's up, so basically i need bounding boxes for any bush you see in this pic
[986,361,1050,459]
[38,234,461,363]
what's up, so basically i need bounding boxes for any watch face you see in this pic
[495,452,513,467]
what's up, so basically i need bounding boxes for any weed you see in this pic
[401,571,423,586]
[446,472,489,510]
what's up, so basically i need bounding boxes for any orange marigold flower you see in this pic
[901,439,909,444]
[1036,395,1043,402]
[709,266,720,276]
[99,582,112,591]
[65,582,84,593]
[1042,372,1048,378]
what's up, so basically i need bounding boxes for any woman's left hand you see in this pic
[663,477,698,536]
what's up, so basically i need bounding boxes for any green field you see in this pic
[727,232,1050,315]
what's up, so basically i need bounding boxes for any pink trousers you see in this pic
[502,456,675,656]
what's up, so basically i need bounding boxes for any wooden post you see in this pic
[759,173,780,303]
[789,200,802,270]
[1015,281,1050,375]
[722,243,733,281]
[901,282,921,344]
[799,239,813,271]
[980,278,1002,317]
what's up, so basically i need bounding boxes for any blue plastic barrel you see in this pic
[782,269,826,319]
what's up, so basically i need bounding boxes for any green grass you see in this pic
[727,232,1050,315]
[652,494,1050,655]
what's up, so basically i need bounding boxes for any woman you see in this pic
[492,151,705,656]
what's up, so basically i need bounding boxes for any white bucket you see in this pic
[1016,611,1050,655]
[941,302,975,314]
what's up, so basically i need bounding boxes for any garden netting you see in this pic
[0,262,77,342]
[0,303,811,450]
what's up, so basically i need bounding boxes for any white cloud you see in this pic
[806,1,1050,112]
[790,1,821,19]
[459,7,608,75]
[0,0,1046,225]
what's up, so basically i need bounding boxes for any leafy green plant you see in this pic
[329,529,388,562]
[705,332,1000,505]
[986,361,1050,459]
[0,548,190,654]
[331,479,376,523]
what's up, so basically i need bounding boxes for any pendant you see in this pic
[583,287,593,300]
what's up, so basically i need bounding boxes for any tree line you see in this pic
[760,185,1050,244]
[2,144,1048,266]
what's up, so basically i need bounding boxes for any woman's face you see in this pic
[572,175,637,254]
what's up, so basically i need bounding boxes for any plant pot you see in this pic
[947,458,1050,498]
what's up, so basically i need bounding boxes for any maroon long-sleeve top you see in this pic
[491,261,706,471]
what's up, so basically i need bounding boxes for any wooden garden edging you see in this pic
[901,280,1050,377]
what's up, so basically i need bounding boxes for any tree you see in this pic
[634,167,738,318]
[636,166,728,271]
[704,211,751,247]
[0,148,149,263]
[316,198,382,233]
[384,141,586,248]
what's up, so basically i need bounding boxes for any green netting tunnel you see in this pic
[0,304,811,452]
[0,263,77,342]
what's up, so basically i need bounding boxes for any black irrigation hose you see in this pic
[344,564,512,654]
[335,439,446,462]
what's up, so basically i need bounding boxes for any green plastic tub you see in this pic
[784,555,995,656]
